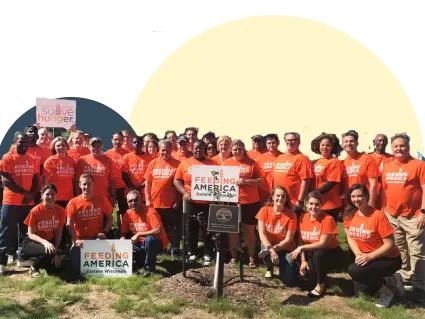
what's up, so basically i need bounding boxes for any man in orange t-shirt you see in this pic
[121,190,168,276]
[121,130,135,152]
[247,135,265,160]
[273,132,312,214]
[66,174,113,272]
[0,133,38,271]
[381,133,425,299]
[36,127,51,149]
[75,137,117,206]
[172,135,192,162]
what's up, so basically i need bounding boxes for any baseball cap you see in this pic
[202,131,216,139]
[177,135,189,144]
[251,134,263,141]
[89,137,103,145]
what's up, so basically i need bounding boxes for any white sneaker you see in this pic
[0,265,5,276]
[375,292,394,308]
[7,254,15,266]
[203,255,211,266]
[188,254,196,262]
[265,270,272,279]
[17,259,34,268]
[30,266,40,278]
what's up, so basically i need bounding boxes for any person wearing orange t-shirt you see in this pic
[341,130,379,207]
[121,136,153,197]
[344,184,402,308]
[36,127,51,149]
[211,135,232,165]
[310,133,344,222]
[223,139,263,268]
[256,186,297,284]
[0,133,39,274]
[67,130,91,161]
[21,184,66,277]
[290,191,344,298]
[66,174,113,272]
[105,132,130,227]
[75,137,117,207]
[273,132,313,214]
[184,127,198,152]
[369,134,393,209]
[172,135,192,162]
[174,140,217,266]
[257,134,283,202]
[381,133,425,302]
[206,139,218,159]
[146,140,159,158]
[145,140,181,255]
[121,130,135,153]
[247,135,266,161]
[121,190,169,276]
[164,130,179,155]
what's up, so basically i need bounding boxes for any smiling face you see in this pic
[206,143,217,158]
[132,137,144,153]
[90,141,103,156]
[350,188,368,209]
[79,176,94,196]
[127,192,141,210]
[307,197,321,216]
[112,134,123,149]
[391,137,410,161]
[42,188,56,205]
[193,141,206,159]
[122,132,132,145]
[266,138,279,153]
[148,142,158,156]
[272,188,287,207]
[26,127,38,144]
[159,143,172,160]
[73,133,85,147]
[218,140,230,156]
[319,138,332,158]
[231,144,245,161]
[285,134,300,153]
[38,128,49,145]
[342,135,358,154]
[54,139,67,155]
[186,130,197,142]
[167,132,177,146]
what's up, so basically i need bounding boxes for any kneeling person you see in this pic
[120,190,169,277]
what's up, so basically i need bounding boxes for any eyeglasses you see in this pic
[207,146,215,150]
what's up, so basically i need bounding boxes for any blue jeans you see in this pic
[0,204,32,265]
[134,236,162,271]
[263,249,297,286]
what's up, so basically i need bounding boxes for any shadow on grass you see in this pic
[280,294,316,306]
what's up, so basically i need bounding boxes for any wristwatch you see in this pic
[421,209,425,214]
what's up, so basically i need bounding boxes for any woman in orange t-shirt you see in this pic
[206,139,218,159]
[310,133,344,222]
[256,186,297,284]
[223,139,263,268]
[184,127,198,152]
[344,183,402,308]
[290,191,343,298]
[212,135,232,164]
[21,184,66,277]
[67,130,90,161]
[146,140,159,158]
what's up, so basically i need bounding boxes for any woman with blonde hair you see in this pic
[212,135,232,165]
[67,130,90,161]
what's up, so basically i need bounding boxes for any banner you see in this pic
[80,240,133,277]
[36,98,76,128]
[191,165,239,203]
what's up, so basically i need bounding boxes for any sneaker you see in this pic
[375,292,394,308]
[188,254,197,263]
[7,254,15,266]
[203,255,211,266]
[392,273,405,296]
[30,266,40,278]
[17,259,34,268]
[141,270,152,278]
[0,265,5,276]
[404,283,414,292]
[265,270,273,279]
[170,249,179,262]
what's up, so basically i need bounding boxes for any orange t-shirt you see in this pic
[24,203,66,241]
[298,213,340,249]
[382,157,425,217]
[247,149,265,161]
[312,157,342,210]
[342,152,379,193]
[66,194,113,240]
[175,157,217,203]
[211,154,230,165]
[144,157,181,208]
[67,147,90,162]
[122,144,134,153]
[27,145,51,192]
[75,154,116,197]
[104,148,129,189]
[223,157,261,204]
[369,152,393,209]
[273,151,313,205]
[43,155,75,201]
[255,205,297,250]
[256,152,283,201]
[344,209,400,258]
[1,153,39,205]
[121,207,170,249]
[121,152,153,188]
[172,150,192,162]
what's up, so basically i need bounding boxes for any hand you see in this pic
[290,249,300,260]
[270,250,279,264]
[417,213,425,229]
[355,253,371,266]
[235,179,246,186]
[75,239,84,248]
[43,241,56,254]
[70,124,77,132]
[52,254,62,268]
[145,200,152,207]
[131,234,139,244]
[295,201,303,210]
[97,233,106,239]
[182,192,191,201]
[299,260,309,276]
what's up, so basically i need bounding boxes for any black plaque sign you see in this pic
[207,204,240,233]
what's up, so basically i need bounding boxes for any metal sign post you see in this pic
[182,200,188,278]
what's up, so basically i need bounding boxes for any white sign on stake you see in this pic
[80,240,133,277]
[36,98,76,128]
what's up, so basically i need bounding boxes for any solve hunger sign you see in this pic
[191,165,239,203]
[80,240,132,277]
[36,98,76,128]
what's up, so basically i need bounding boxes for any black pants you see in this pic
[116,188,129,230]
[303,247,345,285]
[186,202,213,257]
[348,256,402,295]
[21,237,62,273]
[56,201,70,250]
[156,208,181,251]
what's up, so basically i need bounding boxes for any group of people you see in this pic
[0,125,424,308]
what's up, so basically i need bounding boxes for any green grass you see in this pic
[87,275,159,297]
[337,222,349,251]
[267,296,337,318]
[113,295,187,317]
[0,297,67,319]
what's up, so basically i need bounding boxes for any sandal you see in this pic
[249,259,256,269]
[229,258,237,265]
[307,285,324,298]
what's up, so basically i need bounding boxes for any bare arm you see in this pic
[145,180,153,206]
[1,174,28,194]
[274,230,296,251]
[173,178,190,200]
[298,179,311,201]
[344,228,363,256]
[298,233,333,251]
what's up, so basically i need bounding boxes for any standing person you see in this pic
[173,135,192,162]
[206,140,218,159]
[273,132,312,215]
[146,140,159,158]
[0,133,38,274]
[290,191,344,298]
[381,133,425,303]
[21,184,65,277]
[341,130,379,207]
[121,136,153,196]
[104,132,130,230]
[310,133,343,222]
[66,174,113,272]
[184,127,198,152]
[121,190,169,276]
[83,133,91,148]
[164,130,179,156]
[344,184,403,308]
[212,135,232,164]
[223,139,263,268]
[145,140,181,257]
[257,134,283,203]
[75,137,117,207]
[121,130,134,152]
[256,186,297,283]
[247,135,265,161]
[173,140,216,266]
[37,128,51,149]
[67,130,90,162]
[202,131,216,145]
